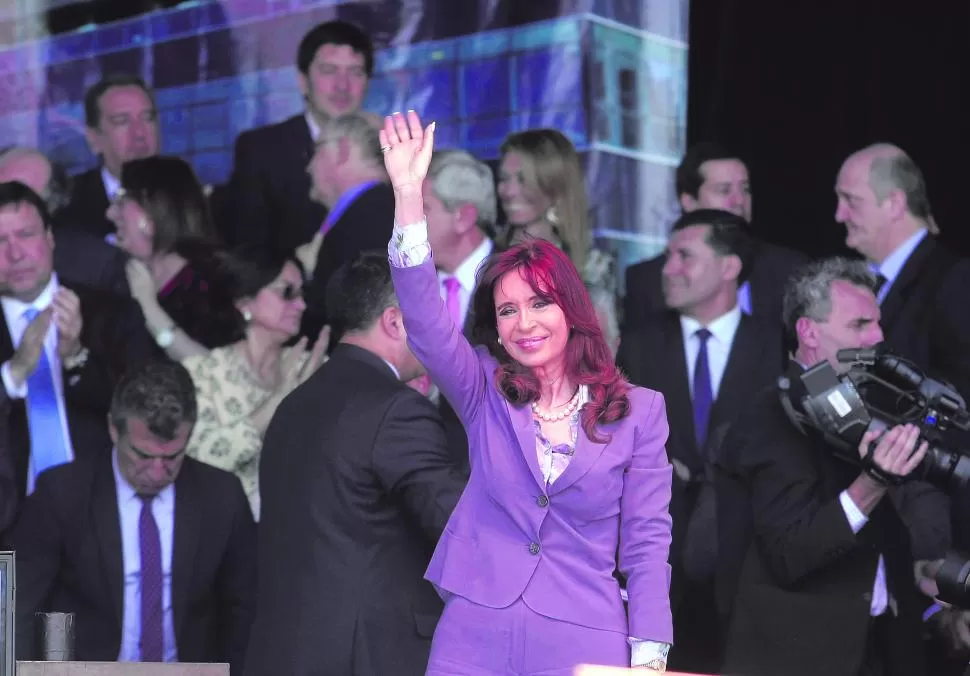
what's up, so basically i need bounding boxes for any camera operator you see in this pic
[716,257,951,676]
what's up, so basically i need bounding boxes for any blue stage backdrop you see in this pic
[0,0,687,292]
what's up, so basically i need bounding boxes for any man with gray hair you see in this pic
[299,112,395,341]
[715,256,949,676]
[835,143,970,400]
[420,149,496,470]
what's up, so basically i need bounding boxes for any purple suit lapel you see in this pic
[507,400,546,489]
[549,424,610,496]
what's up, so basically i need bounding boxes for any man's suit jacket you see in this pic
[244,343,466,676]
[715,364,926,676]
[301,182,395,341]
[877,235,970,402]
[616,311,782,671]
[52,222,130,296]
[7,454,256,671]
[623,240,807,330]
[225,114,328,254]
[61,168,113,239]
[392,258,674,643]
[0,284,156,499]
[0,394,17,534]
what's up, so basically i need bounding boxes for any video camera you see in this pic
[778,346,970,609]
[778,344,970,492]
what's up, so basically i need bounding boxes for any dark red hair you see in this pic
[472,239,630,442]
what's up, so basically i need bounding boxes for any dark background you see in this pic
[686,1,970,259]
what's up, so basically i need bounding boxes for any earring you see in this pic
[242,309,252,323]
[497,337,503,346]
[545,207,560,225]
[137,218,149,231]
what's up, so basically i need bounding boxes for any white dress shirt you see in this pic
[436,237,493,329]
[113,450,178,662]
[873,228,928,305]
[679,306,743,400]
[305,112,321,142]
[0,275,76,494]
[839,491,889,616]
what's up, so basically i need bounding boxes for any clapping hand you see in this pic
[379,111,436,195]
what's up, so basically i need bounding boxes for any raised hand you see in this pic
[379,111,436,194]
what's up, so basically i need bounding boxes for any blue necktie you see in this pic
[23,308,71,484]
[692,328,713,450]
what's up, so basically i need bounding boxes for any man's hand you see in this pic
[295,232,324,276]
[9,308,52,386]
[846,424,928,515]
[53,288,83,360]
[861,423,928,479]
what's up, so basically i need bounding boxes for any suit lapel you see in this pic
[92,459,124,627]
[507,400,546,489]
[708,316,757,453]
[548,423,611,496]
[171,462,201,639]
[660,319,699,465]
[879,236,935,328]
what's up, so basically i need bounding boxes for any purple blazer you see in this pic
[391,258,674,644]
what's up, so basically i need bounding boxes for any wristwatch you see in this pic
[640,660,666,673]
[154,325,175,349]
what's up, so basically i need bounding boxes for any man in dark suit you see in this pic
[716,257,941,676]
[835,143,970,403]
[245,252,466,676]
[0,182,155,500]
[0,146,129,295]
[617,209,783,673]
[624,142,806,329]
[7,360,256,670]
[225,20,376,253]
[0,394,17,534]
[421,149,496,471]
[299,112,395,340]
[60,74,159,240]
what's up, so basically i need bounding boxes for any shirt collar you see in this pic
[875,228,928,285]
[101,167,122,201]
[679,304,743,344]
[111,447,175,506]
[446,237,494,292]
[1,273,59,318]
[381,358,401,380]
[305,112,321,142]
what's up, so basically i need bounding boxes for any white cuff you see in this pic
[1,361,27,399]
[840,489,868,534]
[388,219,432,268]
[629,638,669,668]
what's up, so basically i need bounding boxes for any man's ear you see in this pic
[382,306,405,339]
[454,203,479,235]
[721,253,743,283]
[84,127,103,156]
[679,192,699,213]
[107,415,119,446]
[795,316,818,349]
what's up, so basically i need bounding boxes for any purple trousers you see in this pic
[425,595,630,675]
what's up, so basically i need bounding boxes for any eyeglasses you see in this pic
[272,283,304,301]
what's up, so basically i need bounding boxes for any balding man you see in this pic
[0,148,128,296]
[834,143,970,401]
[300,113,395,341]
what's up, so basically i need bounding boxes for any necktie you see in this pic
[692,328,714,450]
[139,496,164,662]
[443,277,462,327]
[23,308,71,484]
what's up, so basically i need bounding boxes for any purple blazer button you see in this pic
[529,542,541,555]
[536,495,549,507]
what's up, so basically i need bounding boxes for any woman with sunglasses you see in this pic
[181,244,329,519]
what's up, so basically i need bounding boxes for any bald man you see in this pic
[835,142,970,396]
[0,148,129,296]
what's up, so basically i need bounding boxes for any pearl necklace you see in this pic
[531,387,582,422]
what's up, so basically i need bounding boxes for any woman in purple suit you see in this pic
[381,111,673,675]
